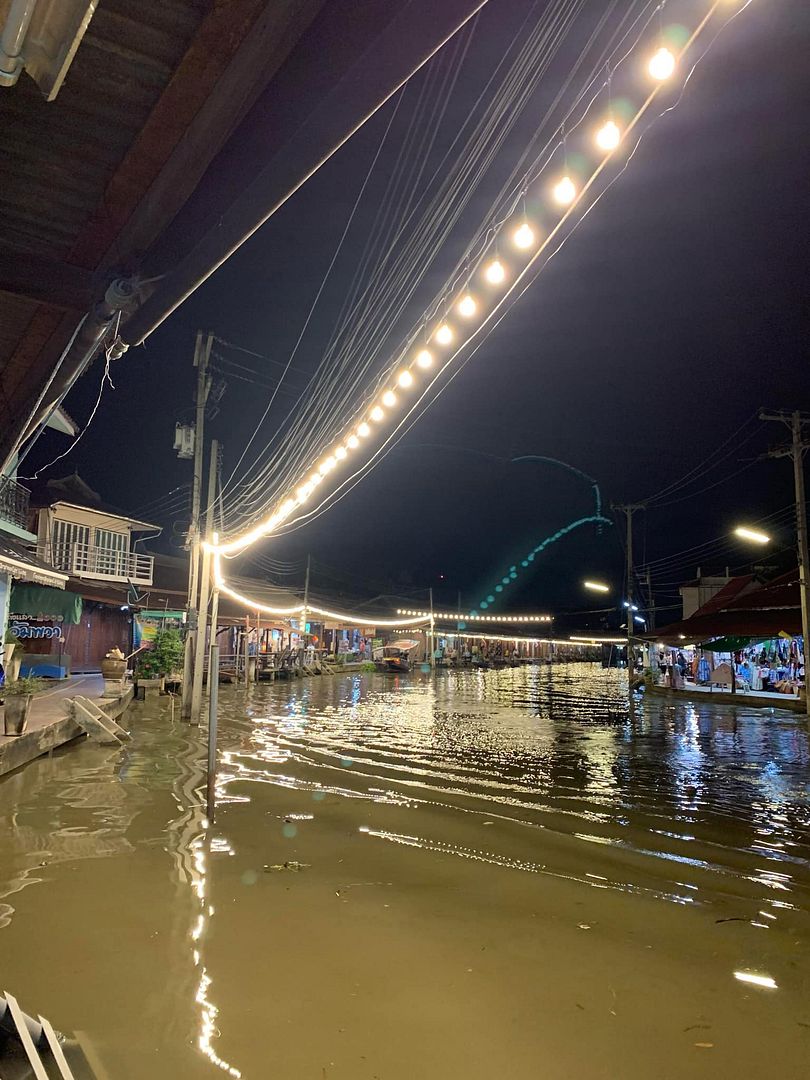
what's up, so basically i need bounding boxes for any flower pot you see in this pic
[101,658,127,680]
[4,694,32,736]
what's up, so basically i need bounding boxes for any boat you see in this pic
[373,641,420,673]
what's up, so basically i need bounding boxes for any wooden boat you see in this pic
[373,641,420,673]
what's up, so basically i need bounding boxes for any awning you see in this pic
[10,581,82,623]
[0,535,68,589]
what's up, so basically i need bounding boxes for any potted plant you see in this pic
[3,628,23,683]
[3,675,44,736]
[101,646,128,681]
[136,628,184,692]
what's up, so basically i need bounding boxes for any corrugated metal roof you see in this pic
[0,1,204,266]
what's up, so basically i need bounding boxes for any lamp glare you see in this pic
[648,46,676,81]
[485,258,506,284]
[553,175,577,205]
[458,293,477,318]
[513,223,535,250]
[596,119,621,151]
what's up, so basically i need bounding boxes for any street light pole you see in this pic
[613,503,645,707]
[761,410,810,719]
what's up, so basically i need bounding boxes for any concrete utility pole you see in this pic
[760,409,810,719]
[182,331,213,718]
[613,503,645,704]
[190,438,219,723]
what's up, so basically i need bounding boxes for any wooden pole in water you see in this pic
[207,642,219,823]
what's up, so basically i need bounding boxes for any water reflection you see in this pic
[218,663,810,919]
[0,662,808,1078]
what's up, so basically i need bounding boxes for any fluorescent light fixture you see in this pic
[734,526,770,544]
[583,580,609,593]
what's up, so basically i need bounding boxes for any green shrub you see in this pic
[3,675,44,696]
[137,627,184,678]
[359,661,377,673]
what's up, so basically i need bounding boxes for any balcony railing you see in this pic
[0,475,31,531]
[51,541,154,585]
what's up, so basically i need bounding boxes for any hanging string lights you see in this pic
[207,0,753,622]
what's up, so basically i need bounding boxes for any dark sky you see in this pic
[24,0,810,630]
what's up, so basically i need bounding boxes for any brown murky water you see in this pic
[1,663,809,1078]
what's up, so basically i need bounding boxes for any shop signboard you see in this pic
[8,612,63,640]
[134,609,185,650]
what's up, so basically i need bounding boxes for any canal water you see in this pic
[1,663,809,1078]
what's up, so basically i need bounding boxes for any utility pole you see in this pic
[760,409,810,719]
[190,438,219,722]
[613,503,645,701]
[182,330,213,718]
[645,568,656,633]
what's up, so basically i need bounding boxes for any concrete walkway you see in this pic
[647,681,805,712]
[0,676,134,778]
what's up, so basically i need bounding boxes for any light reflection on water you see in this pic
[220,664,810,908]
[0,662,809,1078]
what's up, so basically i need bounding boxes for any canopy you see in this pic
[10,582,82,623]
[0,535,68,589]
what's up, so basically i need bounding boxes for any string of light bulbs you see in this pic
[208,0,753,621]
[217,0,650,530]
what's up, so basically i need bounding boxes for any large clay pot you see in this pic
[4,694,31,736]
[101,658,127,680]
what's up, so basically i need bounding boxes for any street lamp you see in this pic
[734,526,770,544]
[583,580,610,593]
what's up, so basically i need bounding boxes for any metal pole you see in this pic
[206,643,219,823]
[626,507,634,685]
[301,554,311,669]
[792,412,810,719]
[182,331,212,717]
[429,586,435,670]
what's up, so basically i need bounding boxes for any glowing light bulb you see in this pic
[357,422,371,438]
[296,485,309,503]
[335,446,348,460]
[435,323,453,345]
[397,369,414,388]
[485,258,506,284]
[370,405,385,422]
[458,293,477,318]
[310,472,323,486]
[318,460,330,476]
[382,390,397,408]
[347,434,360,449]
[596,119,621,152]
[648,46,675,81]
[416,348,433,368]
[553,175,576,205]
[513,222,535,250]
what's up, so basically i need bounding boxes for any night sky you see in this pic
[23,0,810,630]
